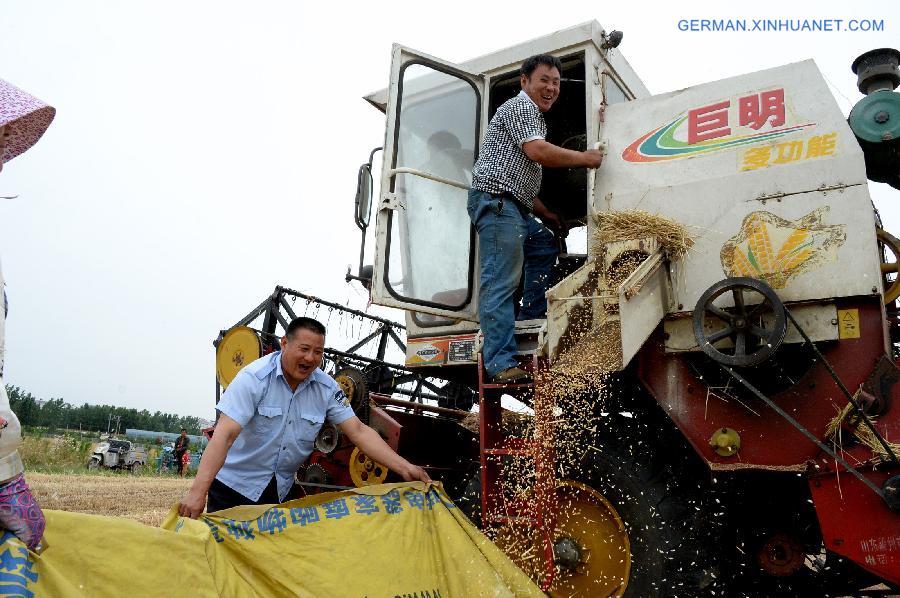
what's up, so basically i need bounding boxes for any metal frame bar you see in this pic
[217,286,461,406]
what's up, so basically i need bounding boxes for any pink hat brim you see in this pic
[1,78,56,163]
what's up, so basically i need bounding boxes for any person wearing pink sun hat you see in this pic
[0,77,56,551]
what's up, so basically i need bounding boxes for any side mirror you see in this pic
[355,146,382,231]
[350,147,382,288]
[355,163,373,230]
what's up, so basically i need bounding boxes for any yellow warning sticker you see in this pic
[837,309,860,339]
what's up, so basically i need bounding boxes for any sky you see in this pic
[0,1,898,419]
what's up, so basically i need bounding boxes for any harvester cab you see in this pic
[354,20,900,595]
[359,22,647,368]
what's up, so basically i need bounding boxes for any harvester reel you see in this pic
[877,228,900,304]
[693,277,787,367]
[333,367,368,414]
[348,447,388,487]
[215,326,262,389]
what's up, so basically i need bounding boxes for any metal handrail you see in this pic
[388,167,469,190]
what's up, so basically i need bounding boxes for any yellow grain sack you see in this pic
[0,482,542,597]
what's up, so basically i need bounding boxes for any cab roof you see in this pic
[363,20,649,112]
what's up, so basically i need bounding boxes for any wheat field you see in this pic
[27,472,192,527]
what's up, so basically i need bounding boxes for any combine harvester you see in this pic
[216,23,900,596]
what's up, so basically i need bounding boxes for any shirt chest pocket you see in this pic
[294,414,324,444]
[251,405,284,436]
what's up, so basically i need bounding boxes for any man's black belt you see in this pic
[488,191,531,216]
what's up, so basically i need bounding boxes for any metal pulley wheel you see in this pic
[332,367,368,414]
[303,463,329,486]
[216,326,262,389]
[693,277,787,367]
[877,228,900,304]
[348,447,388,487]
[314,423,340,454]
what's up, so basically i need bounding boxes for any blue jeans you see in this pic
[468,189,558,377]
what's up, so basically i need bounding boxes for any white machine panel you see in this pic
[596,60,881,313]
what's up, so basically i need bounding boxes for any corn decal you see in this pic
[721,207,846,288]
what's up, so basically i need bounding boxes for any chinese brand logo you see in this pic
[623,88,816,163]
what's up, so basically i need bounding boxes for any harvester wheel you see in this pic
[574,428,719,597]
[87,456,101,470]
[492,435,717,596]
[693,277,787,367]
[547,481,631,597]
[877,228,900,304]
[491,479,632,597]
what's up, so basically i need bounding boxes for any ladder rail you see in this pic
[477,353,557,591]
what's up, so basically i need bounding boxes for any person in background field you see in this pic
[173,428,189,475]
[178,317,431,517]
[180,449,191,478]
[0,78,56,550]
[468,54,603,383]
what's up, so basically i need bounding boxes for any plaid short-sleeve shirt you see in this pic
[471,91,546,212]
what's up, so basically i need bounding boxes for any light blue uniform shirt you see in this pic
[215,351,355,502]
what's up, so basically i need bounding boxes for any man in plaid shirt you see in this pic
[469,54,603,383]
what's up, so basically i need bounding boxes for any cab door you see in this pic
[370,45,485,322]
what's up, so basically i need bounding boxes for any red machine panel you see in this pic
[638,299,896,469]
[810,469,900,585]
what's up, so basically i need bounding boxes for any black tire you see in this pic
[87,456,101,470]
[451,438,718,596]
[719,473,883,597]
[449,465,481,524]
[577,419,720,597]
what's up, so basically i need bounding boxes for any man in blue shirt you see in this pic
[178,317,430,517]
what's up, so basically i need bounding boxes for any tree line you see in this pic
[4,385,204,435]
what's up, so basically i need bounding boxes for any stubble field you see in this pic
[27,472,192,526]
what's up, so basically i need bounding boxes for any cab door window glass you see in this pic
[386,63,479,309]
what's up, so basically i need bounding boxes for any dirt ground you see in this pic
[27,472,192,527]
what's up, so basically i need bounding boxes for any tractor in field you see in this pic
[216,23,900,596]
